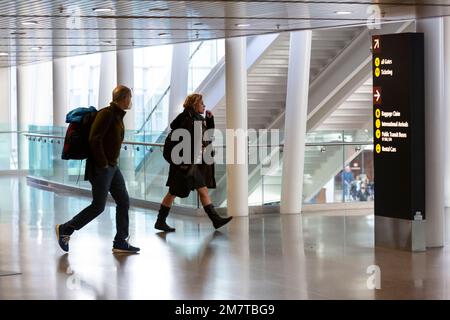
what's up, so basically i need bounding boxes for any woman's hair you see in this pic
[183,93,203,111]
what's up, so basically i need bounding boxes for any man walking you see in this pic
[56,85,140,254]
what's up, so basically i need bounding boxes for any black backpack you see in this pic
[163,130,178,165]
[61,107,98,160]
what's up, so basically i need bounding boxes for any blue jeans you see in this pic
[62,165,130,242]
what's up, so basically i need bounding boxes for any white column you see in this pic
[444,17,450,207]
[16,66,27,132]
[16,66,28,170]
[52,58,68,126]
[0,67,11,170]
[168,43,189,124]
[225,37,248,217]
[444,17,450,245]
[0,67,11,128]
[117,49,134,130]
[417,18,445,247]
[98,51,117,108]
[280,31,312,214]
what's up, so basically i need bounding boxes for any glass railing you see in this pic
[0,123,19,171]
[25,125,198,208]
[24,126,374,209]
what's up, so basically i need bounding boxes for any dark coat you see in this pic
[166,109,216,198]
[84,102,126,180]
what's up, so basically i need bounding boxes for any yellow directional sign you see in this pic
[376,129,381,139]
[375,119,381,128]
[376,144,381,154]
[375,68,381,77]
[375,109,380,118]
[375,57,380,67]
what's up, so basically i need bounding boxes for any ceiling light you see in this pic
[30,46,42,51]
[93,7,113,13]
[335,11,353,15]
[11,31,26,36]
[158,32,171,37]
[149,8,169,12]
[99,40,112,45]
[235,23,250,27]
[0,52,8,56]
[193,22,204,26]
[22,21,38,26]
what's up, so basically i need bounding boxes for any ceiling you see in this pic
[1,0,450,67]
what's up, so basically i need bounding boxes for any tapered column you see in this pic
[52,58,68,126]
[280,31,312,214]
[168,43,189,124]
[98,51,116,108]
[16,66,28,170]
[117,49,134,130]
[225,37,248,216]
[416,18,446,247]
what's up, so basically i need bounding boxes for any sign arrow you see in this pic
[374,38,380,50]
[373,87,382,104]
[374,89,381,102]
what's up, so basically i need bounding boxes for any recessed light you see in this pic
[193,22,204,26]
[11,31,26,36]
[149,8,169,12]
[235,23,250,27]
[22,21,38,26]
[335,11,353,15]
[99,40,112,45]
[93,7,113,13]
[0,52,8,56]
[30,46,42,51]
[158,32,171,37]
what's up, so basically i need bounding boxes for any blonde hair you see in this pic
[183,93,203,111]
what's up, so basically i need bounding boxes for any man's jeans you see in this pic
[61,165,130,242]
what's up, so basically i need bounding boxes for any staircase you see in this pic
[137,25,378,206]
[212,27,364,131]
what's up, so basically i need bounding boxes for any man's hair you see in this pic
[183,93,203,111]
[112,85,132,102]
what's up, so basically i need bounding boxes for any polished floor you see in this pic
[1,176,450,300]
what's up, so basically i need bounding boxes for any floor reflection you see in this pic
[0,176,449,299]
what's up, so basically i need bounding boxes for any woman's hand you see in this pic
[205,110,213,118]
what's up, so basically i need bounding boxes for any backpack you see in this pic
[61,106,98,160]
[163,110,196,165]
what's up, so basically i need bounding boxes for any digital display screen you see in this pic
[372,33,425,220]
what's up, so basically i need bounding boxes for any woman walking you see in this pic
[155,93,233,232]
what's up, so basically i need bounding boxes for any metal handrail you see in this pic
[24,133,165,148]
[0,131,27,134]
[137,41,205,134]
[24,133,373,148]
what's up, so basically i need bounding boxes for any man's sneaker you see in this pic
[55,224,70,252]
[112,239,140,254]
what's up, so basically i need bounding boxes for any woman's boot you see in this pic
[204,204,233,229]
[154,205,176,232]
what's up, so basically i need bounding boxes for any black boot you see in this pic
[204,204,233,229]
[154,205,176,232]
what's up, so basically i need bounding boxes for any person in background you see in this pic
[342,165,354,201]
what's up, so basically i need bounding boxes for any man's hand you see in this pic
[205,110,213,118]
